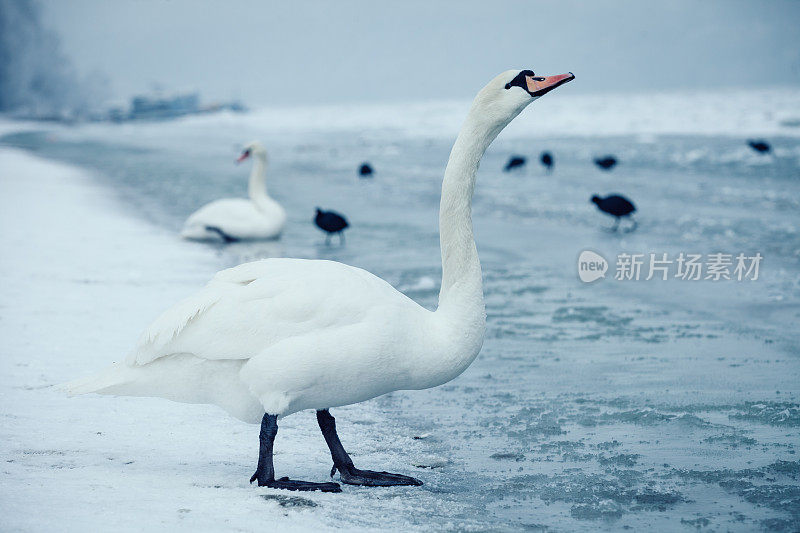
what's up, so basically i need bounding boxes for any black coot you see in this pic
[594,156,617,170]
[747,140,771,154]
[315,208,349,244]
[591,194,637,232]
[359,163,374,177]
[540,151,553,172]
[503,155,526,172]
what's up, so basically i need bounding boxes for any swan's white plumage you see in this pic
[67,70,567,425]
[131,258,426,366]
[181,141,286,241]
[181,198,286,241]
[70,258,452,421]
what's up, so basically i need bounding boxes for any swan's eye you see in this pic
[506,69,537,91]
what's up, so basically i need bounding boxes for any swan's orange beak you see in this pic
[236,150,251,164]
[526,72,574,97]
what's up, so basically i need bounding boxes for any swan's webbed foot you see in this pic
[250,412,341,493]
[332,465,422,487]
[252,474,341,492]
[317,409,423,489]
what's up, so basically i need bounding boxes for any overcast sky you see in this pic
[41,0,800,106]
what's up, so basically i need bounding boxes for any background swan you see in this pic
[180,141,286,242]
[67,69,574,492]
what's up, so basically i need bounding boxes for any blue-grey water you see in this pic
[2,105,799,531]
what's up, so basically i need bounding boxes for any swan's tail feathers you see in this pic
[59,355,263,424]
[62,362,133,396]
[204,226,239,243]
[179,224,199,241]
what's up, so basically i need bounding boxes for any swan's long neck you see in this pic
[436,106,505,324]
[248,153,271,209]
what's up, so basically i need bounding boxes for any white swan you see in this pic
[180,141,286,242]
[67,69,574,492]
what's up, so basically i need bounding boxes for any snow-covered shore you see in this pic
[0,148,433,532]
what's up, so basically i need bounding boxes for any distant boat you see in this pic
[117,92,246,122]
[129,93,199,120]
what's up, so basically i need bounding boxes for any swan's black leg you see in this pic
[339,232,345,245]
[325,234,331,246]
[625,216,638,233]
[611,217,620,232]
[205,226,238,243]
[250,413,341,492]
[316,409,422,487]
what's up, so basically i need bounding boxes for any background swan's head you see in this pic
[472,69,574,131]
[237,141,267,163]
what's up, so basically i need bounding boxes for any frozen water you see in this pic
[1,88,799,530]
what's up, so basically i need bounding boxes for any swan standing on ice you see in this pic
[180,141,286,242]
[67,69,574,492]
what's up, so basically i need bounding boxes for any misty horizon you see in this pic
[35,0,800,108]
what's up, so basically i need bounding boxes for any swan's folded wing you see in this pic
[130,287,222,365]
[127,258,407,366]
